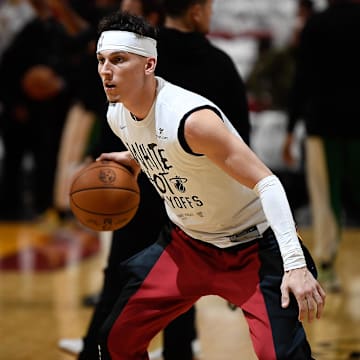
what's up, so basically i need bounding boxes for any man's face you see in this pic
[97,50,149,103]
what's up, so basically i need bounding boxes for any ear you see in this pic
[145,57,157,74]
[189,3,203,25]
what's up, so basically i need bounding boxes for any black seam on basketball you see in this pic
[70,187,139,195]
[70,198,139,215]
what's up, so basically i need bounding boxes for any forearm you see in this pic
[254,175,306,271]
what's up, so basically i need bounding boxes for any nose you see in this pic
[99,60,112,77]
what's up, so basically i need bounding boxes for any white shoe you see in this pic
[58,338,84,355]
[192,339,202,357]
[149,347,163,360]
[149,339,202,360]
[58,337,202,359]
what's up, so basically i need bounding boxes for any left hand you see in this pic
[280,267,326,323]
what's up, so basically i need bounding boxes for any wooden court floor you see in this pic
[0,222,359,360]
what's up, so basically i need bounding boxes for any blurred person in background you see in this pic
[0,0,88,221]
[0,0,33,181]
[155,0,251,358]
[156,0,250,145]
[53,0,121,223]
[246,0,315,214]
[283,0,360,292]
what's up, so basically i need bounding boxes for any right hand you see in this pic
[280,267,326,323]
[96,151,141,178]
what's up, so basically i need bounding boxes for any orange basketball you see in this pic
[69,160,140,231]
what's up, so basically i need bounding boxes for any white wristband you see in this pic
[254,175,306,271]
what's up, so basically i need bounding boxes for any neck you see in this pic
[126,77,157,120]
[164,17,194,32]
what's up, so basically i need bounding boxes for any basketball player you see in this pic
[95,11,325,360]
[73,1,250,358]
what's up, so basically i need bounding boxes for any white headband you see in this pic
[97,30,157,58]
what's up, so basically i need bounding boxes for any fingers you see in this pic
[297,286,326,323]
[297,297,308,322]
[314,285,326,319]
[280,278,290,309]
[297,296,314,322]
[96,152,131,166]
[281,290,290,309]
[96,152,142,178]
[96,152,115,161]
[281,294,290,309]
[306,296,316,322]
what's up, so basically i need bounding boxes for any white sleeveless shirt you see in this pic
[107,77,268,248]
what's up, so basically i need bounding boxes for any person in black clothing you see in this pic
[155,1,251,358]
[283,0,360,291]
[60,1,250,359]
[0,0,87,220]
[156,3,250,145]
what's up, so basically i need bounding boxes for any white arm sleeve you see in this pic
[254,175,306,271]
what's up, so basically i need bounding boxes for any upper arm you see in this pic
[184,109,272,189]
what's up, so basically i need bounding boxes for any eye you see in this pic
[113,56,124,64]
[97,57,105,65]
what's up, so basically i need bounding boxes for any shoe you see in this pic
[318,263,341,293]
[58,337,202,359]
[148,338,202,360]
[149,347,163,360]
[58,338,83,355]
[192,338,202,359]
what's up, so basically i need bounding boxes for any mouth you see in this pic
[103,82,118,101]
[104,82,115,89]
[104,83,117,97]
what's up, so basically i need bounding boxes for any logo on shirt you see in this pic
[156,127,168,140]
[170,176,187,193]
